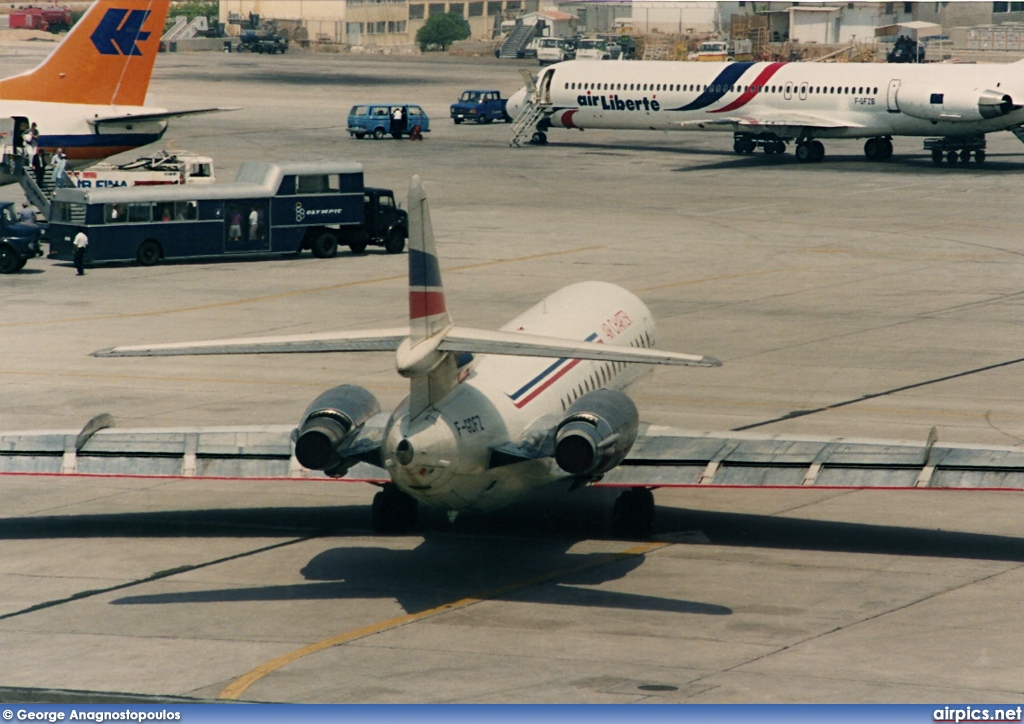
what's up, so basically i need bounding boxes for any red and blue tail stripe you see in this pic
[408,247,446,321]
[508,333,598,409]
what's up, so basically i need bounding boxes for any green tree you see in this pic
[415,11,470,51]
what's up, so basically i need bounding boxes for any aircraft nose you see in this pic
[507,87,528,120]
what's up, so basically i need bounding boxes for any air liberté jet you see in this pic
[506,57,1024,164]
[0,0,222,182]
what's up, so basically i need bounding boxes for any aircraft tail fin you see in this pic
[0,0,169,106]
[407,175,453,343]
[405,175,458,416]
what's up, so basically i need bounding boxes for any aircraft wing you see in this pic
[679,112,866,130]
[440,327,722,367]
[93,328,410,357]
[5,417,1024,491]
[89,108,239,128]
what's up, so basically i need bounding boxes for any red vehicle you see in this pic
[9,7,72,33]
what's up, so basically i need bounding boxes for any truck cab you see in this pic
[350,188,407,254]
[0,201,42,273]
[536,37,569,65]
[450,91,510,124]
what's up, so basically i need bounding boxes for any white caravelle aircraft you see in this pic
[93,175,723,537]
[506,57,1024,164]
[0,0,222,183]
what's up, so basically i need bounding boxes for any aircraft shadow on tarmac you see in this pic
[109,535,732,617]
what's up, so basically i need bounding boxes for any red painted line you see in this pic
[709,62,785,114]
[0,470,389,483]
[514,357,582,408]
[593,482,1024,492]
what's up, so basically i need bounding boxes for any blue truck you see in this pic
[450,90,511,124]
[47,161,408,266]
[0,202,42,273]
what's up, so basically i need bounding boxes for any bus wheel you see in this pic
[136,240,161,266]
[354,132,366,139]
[0,245,19,274]
[384,228,406,254]
[373,127,386,140]
[311,232,338,258]
[349,240,368,254]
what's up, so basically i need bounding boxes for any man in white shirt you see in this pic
[72,226,88,275]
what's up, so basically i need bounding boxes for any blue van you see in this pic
[348,104,430,140]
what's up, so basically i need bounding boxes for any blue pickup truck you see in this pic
[450,90,510,124]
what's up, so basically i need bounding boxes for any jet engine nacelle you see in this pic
[294,384,380,474]
[554,388,639,478]
[898,84,1020,122]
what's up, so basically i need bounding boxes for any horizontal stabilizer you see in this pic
[439,326,721,367]
[93,328,410,357]
[89,108,239,128]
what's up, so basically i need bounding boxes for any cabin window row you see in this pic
[559,332,652,411]
[566,81,880,96]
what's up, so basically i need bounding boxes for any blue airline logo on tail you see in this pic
[90,9,151,56]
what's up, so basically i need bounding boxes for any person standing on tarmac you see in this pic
[72,226,88,275]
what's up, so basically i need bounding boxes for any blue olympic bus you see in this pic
[47,160,408,266]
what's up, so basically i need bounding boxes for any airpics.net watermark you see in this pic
[935,708,1024,723]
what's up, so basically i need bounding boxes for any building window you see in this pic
[487,1,502,14]
[449,2,465,15]
[468,1,483,16]
[994,1,1009,12]
[904,2,912,12]
[409,3,425,19]
[506,0,520,9]
[1013,1,1024,10]
[429,3,446,16]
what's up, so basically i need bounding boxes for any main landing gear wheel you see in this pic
[763,140,786,155]
[611,487,655,539]
[733,136,756,155]
[864,137,893,161]
[931,149,944,165]
[372,485,418,534]
[530,131,548,145]
[796,140,824,163]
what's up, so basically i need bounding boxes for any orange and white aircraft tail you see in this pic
[0,0,169,106]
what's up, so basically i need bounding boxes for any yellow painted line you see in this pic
[218,538,668,701]
[3,245,603,330]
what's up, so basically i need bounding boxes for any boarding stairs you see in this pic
[509,99,547,147]
[162,16,209,42]
[499,21,536,58]
[642,35,671,61]
[2,149,54,220]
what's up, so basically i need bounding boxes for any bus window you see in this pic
[104,204,126,223]
[174,201,197,221]
[51,201,85,223]
[408,106,425,117]
[128,203,152,223]
[156,202,174,222]
[298,175,328,193]
[190,163,212,178]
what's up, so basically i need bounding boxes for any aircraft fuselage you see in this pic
[382,281,657,512]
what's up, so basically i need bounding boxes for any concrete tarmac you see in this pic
[1,47,1024,703]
